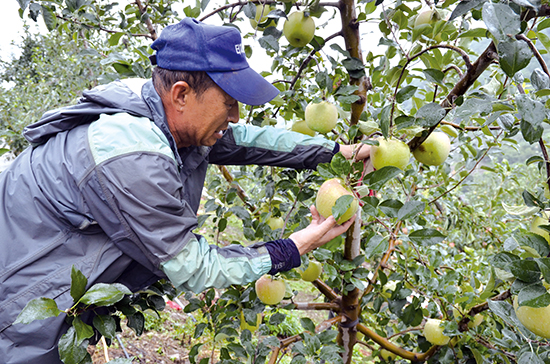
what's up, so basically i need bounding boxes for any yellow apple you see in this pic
[514,296,550,338]
[380,348,397,362]
[545,184,550,199]
[305,100,338,134]
[381,280,398,299]
[298,261,323,282]
[255,275,286,305]
[291,120,316,136]
[250,4,277,30]
[423,318,450,345]
[240,311,262,332]
[267,216,284,230]
[530,214,550,244]
[412,131,451,166]
[467,314,483,328]
[315,178,358,224]
[371,137,411,171]
[283,11,315,47]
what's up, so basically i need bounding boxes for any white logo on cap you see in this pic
[235,43,244,55]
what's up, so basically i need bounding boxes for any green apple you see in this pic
[305,100,338,134]
[291,120,316,137]
[423,318,450,345]
[530,214,550,244]
[371,137,411,171]
[412,131,451,166]
[315,178,358,224]
[240,311,262,332]
[414,9,443,27]
[545,184,550,199]
[297,261,323,282]
[250,4,277,30]
[283,11,315,48]
[267,216,284,230]
[467,314,483,328]
[255,275,286,305]
[380,348,397,362]
[514,296,550,338]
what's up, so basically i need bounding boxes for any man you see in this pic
[0,18,370,363]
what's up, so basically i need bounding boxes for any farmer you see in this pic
[0,18,369,363]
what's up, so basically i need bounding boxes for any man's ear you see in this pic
[169,81,192,112]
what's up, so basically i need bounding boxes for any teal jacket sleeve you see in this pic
[208,124,338,169]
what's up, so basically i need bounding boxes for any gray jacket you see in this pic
[0,79,337,363]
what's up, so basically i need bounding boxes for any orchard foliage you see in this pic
[8,0,550,363]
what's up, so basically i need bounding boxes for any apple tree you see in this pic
[9,0,550,363]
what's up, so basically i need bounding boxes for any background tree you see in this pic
[8,0,550,363]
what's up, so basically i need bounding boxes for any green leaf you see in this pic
[396,85,417,103]
[531,68,550,91]
[501,202,538,216]
[332,195,354,222]
[515,231,550,258]
[498,40,532,78]
[408,229,446,246]
[459,28,489,38]
[17,0,31,10]
[73,317,94,344]
[518,352,545,364]
[487,300,526,331]
[517,94,547,127]
[13,297,62,325]
[415,103,446,127]
[70,266,88,302]
[482,2,520,41]
[127,312,145,336]
[378,199,403,218]
[93,315,117,339]
[449,0,487,21]
[364,235,388,258]
[108,32,125,46]
[521,119,544,144]
[59,326,89,364]
[511,0,541,11]
[79,283,131,307]
[378,104,392,138]
[330,153,351,176]
[536,258,550,282]
[423,68,445,85]
[397,201,426,221]
[518,283,550,308]
[41,5,57,31]
[300,317,316,333]
[363,166,402,190]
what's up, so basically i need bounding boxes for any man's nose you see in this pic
[228,102,239,124]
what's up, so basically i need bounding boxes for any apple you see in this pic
[414,9,443,27]
[467,314,483,328]
[291,120,316,137]
[255,275,286,305]
[240,311,262,332]
[267,216,284,230]
[315,178,358,224]
[297,261,323,282]
[423,318,450,345]
[514,296,550,338]
[250,4,277,30]
[412,131,451,166]
[283,11,315,48]
[545,184,550,199]
[530,214,550,244]
[305,100,338,134]
[414,9,446,42]
[371,137,411,171]
[380,348,397,362]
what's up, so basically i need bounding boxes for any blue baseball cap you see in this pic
[150,18,279,106]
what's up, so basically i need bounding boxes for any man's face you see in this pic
[168,83,239,148]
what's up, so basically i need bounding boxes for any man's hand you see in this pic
[339,143,371,161]
[290,205,356,255]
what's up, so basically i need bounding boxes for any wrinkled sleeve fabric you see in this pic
[80,113,274,292]
[209,123,339,169]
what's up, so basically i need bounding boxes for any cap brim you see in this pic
[207,67,279,106]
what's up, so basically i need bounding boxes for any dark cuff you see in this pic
[265,239,301,275]
[332,143,340,155]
